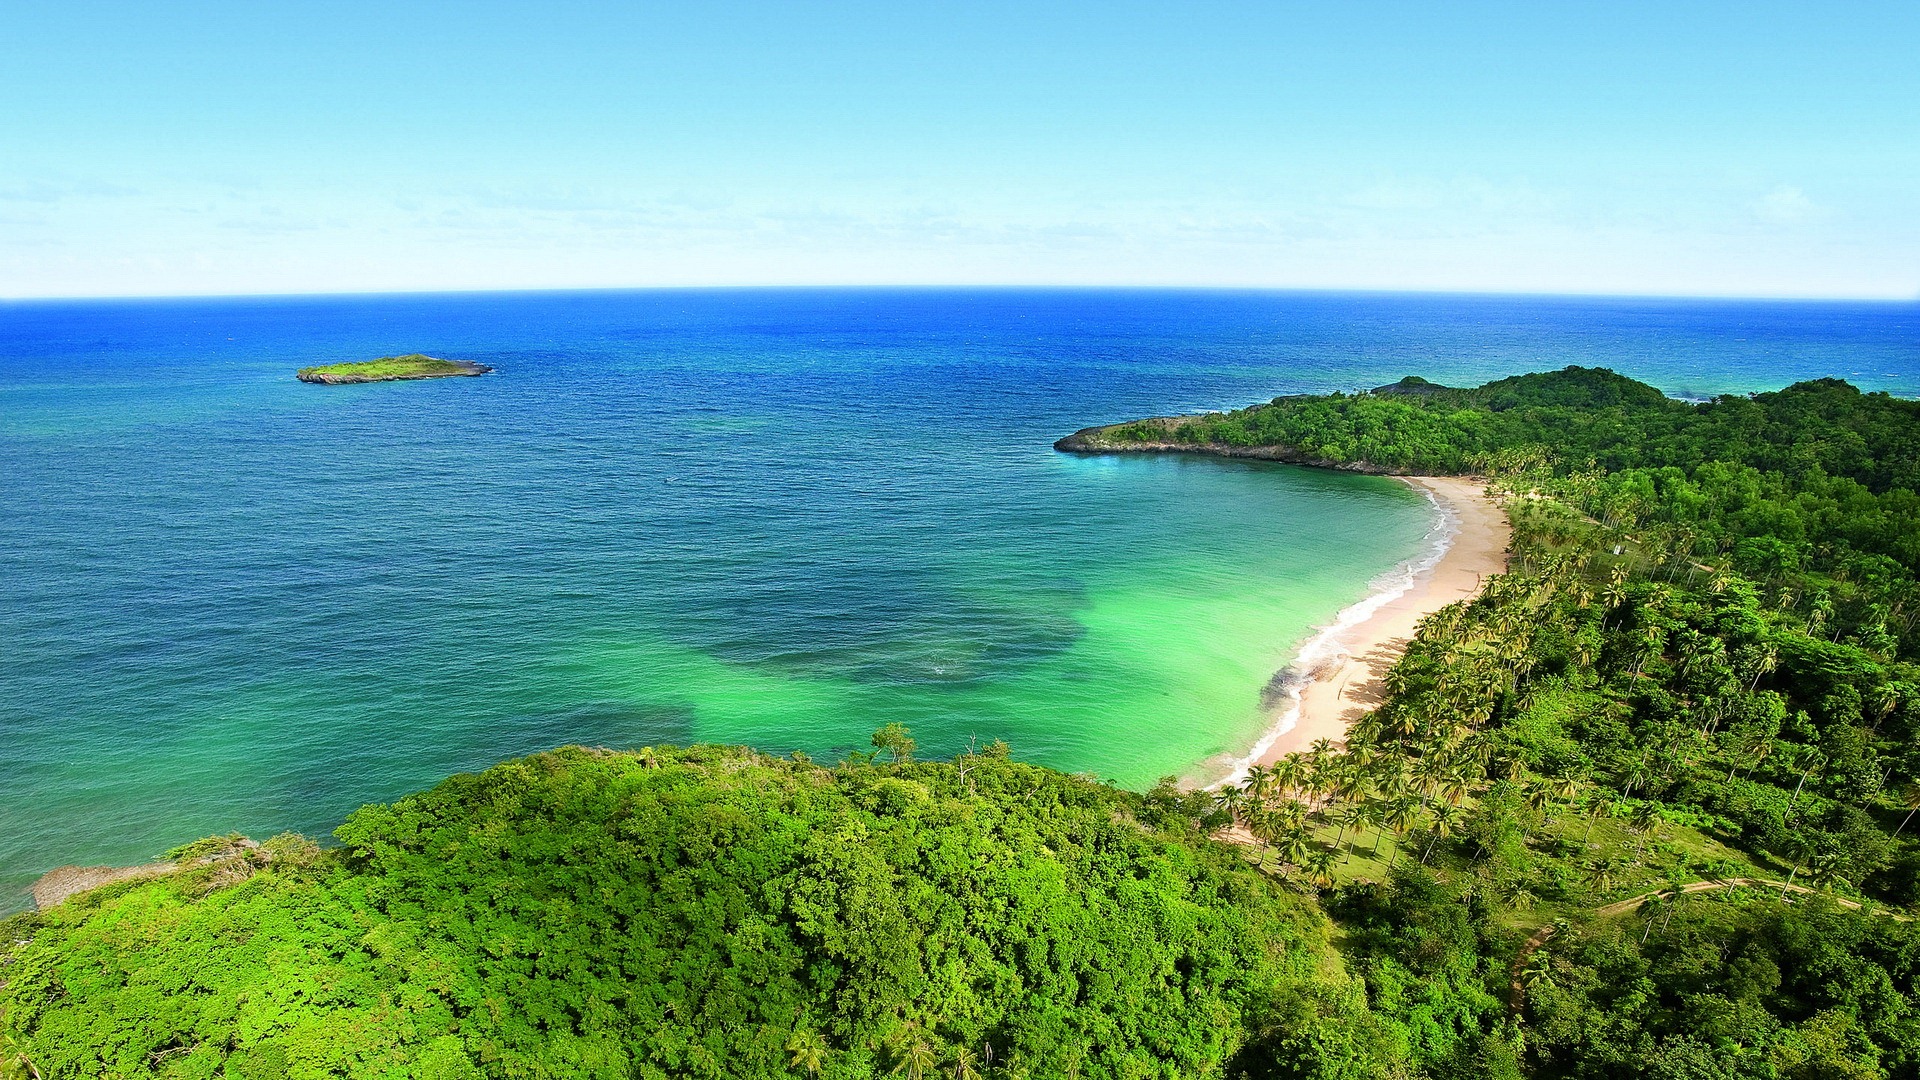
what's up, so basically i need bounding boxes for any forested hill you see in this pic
[1061,366,1920,490]
[0,744,1383,1079]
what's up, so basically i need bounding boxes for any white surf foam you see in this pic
[1209,482,1459,790]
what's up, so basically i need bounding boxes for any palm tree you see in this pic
[1602,579,1630,630]
[1215,783,1248,827]
[1277,826,1313,871]
[1782,836,1816,892]
[786,1031,828,1077]
[1579,794,1615,848]
[1627,803,1663,857]
[1305,847,1339,889]
[1632,624,1666,677]
[1439,766,1477,808]
[1572,635,1598,670]
[1892,784,1920,838]
[1422,803,1463,864]
[1499,878,1539,912]
[1747,643,1780,693]
[1519,950,1554,993]
[1244,764,1274,805]
[1521,779,1554,818]
[1789,747,1826,806]
[1359,801,1388,857]
[1727,730,1771,783]
[1414,754,1451,810]
[1639,891,1667,945]
[1620,757,1654,798]
[1807,852,1848,894]
[1739,737,1775,783]
[891,1031,939,1080]
[1382,798,1422,868]
[1246,806,1282,847]
[1334,802,1368,855]
[1869,682,1904,733]
[1271,754,1308,803]
[951,1045,983,1080]
[1582,857,1620,897]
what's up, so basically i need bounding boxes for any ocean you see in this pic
[3,288,1915,908]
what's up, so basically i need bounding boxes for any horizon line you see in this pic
[3,282,1917,306]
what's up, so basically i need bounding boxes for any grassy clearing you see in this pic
[296,354,472,379]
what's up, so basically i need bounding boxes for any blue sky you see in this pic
[3,2,1916,298]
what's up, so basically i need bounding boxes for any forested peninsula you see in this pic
[9,368,1920,1079]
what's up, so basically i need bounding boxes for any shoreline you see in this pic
[1203,475,1510,788]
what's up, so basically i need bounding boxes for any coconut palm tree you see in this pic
[1789,747,1826,806]
[1271,754,1308,803]
[1519,950,1554,992]
[1278,826,1314,870]
[1499,878,1539,912]
[1807,852,1848,894]
[1334,801,1368,855]
[1620,757,1654,798]
[1869,682,1904,733]
[891,1029,939,1080]
[1892,784,1920,838]
[786,1031,828,1077]
[1639,891,1668,945]
[1740,737,1775,783]
[1244,764,1274,806]
[1632,624,1666,677]
[1382,798,1422,868]
[1747,643,1780,693]
[1627,803,1663,857]
[1305,847,1339,889]
[1782,836,1816,892]
[1214,783,1248,827]
[1727,730,1771,783]
[1359,801,1388,858]
[1521,779,1554,818]
[1550,772,1585,806]
[1422,803,1463,864]
[1582,857,1620,897]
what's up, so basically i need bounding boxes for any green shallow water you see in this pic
[1,291,1449,906]
[562,455,1432,782]
[39,286,1913,903]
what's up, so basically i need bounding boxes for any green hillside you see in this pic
[0,745,1376,1079]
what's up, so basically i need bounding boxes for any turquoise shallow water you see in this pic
[2,289,1916,908]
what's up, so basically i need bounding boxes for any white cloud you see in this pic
[1754,185,1820,224]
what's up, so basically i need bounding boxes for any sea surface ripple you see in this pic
[2,288,1915,908]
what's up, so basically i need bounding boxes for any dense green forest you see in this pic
[9,367,1920,1078]
[1094,368,1920,1078]
[1,744,1380,1079]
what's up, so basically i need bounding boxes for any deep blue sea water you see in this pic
[3,288,1916,909]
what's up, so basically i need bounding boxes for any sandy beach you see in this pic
[1226,475,1509,780]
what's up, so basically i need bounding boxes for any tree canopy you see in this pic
[0,746,1381,1079]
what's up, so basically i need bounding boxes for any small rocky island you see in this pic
[296,354,493,384]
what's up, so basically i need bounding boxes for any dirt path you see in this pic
[1509,878,1883,1012]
